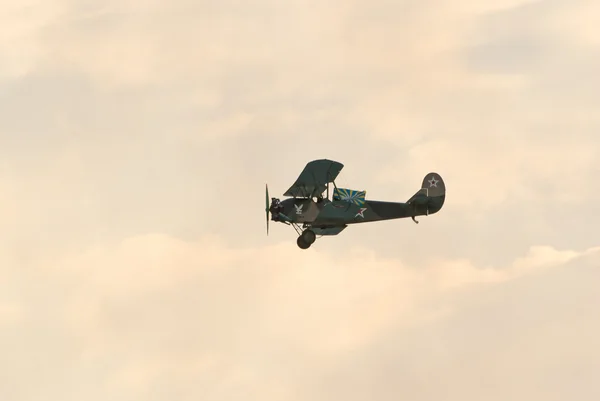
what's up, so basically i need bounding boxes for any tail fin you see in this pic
[421,172,445,198]
[407,172,446,222]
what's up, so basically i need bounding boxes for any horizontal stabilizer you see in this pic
[407,188,429,204]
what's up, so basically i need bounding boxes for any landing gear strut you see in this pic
[297,229,316,249]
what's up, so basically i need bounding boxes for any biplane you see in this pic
[265,159,446,249]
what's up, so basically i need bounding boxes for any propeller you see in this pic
[265,183,269,235]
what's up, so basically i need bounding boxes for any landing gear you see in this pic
[297,236,310,249]
[286,222,318,249]
[297,228,316,249]
[301,229,316,244]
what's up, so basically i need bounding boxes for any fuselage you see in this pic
[270,197,325,224]
[270,195,444,226]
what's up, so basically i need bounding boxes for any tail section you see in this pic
[406,172,446,222]
[421,172,445,199]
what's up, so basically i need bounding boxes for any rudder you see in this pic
[421,172,445,198]
[407,172,446,219]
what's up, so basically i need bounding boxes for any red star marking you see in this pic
[355,208,367,218]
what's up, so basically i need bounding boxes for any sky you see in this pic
[1,0,599,400]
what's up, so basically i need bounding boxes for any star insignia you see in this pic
[428,176,438,187]
[355,208,367,218]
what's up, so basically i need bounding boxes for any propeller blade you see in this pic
[265,183,269,235]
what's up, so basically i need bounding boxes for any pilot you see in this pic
[269,198,282,220]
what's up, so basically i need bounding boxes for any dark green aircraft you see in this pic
[265,159,446,249]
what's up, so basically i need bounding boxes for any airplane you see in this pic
[265,159,446,249]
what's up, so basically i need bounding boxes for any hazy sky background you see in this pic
[1,0,599,400]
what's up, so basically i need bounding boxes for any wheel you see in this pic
[297,236,310,249]
[301,229,316,245]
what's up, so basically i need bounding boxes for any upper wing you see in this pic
[283,159,344,198]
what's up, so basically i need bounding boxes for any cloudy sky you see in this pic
[1,0,600,400]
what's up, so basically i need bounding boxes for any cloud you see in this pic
[0,303,21,327]
[541,0,600,46]
[375,132,599,211]
[2,232,599,400]
[308,253,600,401]
[1,0,597,249]
[2,0,600,399]
[0,0,66,80]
